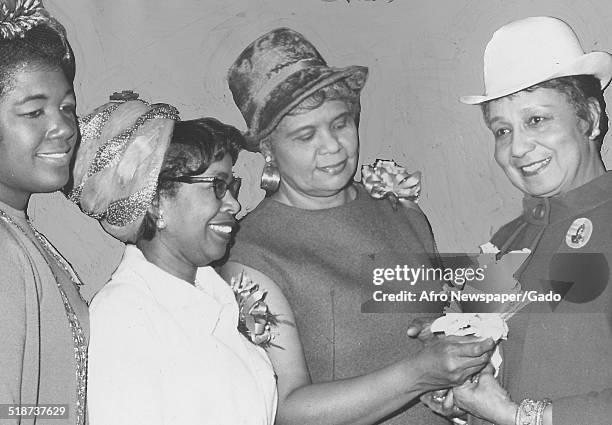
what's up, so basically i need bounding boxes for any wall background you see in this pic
[35,0,612,301]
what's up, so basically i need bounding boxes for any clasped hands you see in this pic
[408,318,517,425]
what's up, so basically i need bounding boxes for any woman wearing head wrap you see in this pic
[0,1,87,424]
[426,16,612,425]
[220,28,495,425]
[70,97,277,425]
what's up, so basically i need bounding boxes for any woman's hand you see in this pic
[412,335,495,391]
[452,368,517,425]
[420,389,466,418]
[221,263,496,425]
[406,316,436,343]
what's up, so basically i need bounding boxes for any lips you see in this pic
[318,159,347,175]
[36,148,72,165]
[518,156,551,176]
[208,221,237,238]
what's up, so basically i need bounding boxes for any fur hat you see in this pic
[228,27,368,151]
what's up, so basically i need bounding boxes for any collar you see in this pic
[120,245,238,334]
[521,171,612,226]
[0,198,27,221]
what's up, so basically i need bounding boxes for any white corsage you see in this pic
[479,241,501,255]
[427,313,509,415]
[361,159,421,210]
[431,313,508,376]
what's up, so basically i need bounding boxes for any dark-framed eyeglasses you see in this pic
[167,176,241,200]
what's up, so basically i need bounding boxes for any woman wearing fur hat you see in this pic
[425,16,612,425]
[221,27,495,425]
[0,1,88,423]
[70,100,277,425]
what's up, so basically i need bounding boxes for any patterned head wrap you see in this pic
[0,0,72,61]
[69,95,180,242]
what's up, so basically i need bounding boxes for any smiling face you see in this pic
[157,154,240,271]
[266,99,359,208]
[485,87,603,197]
[0,65,77,209]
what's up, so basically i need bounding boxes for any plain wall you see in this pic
[35,0,612,301]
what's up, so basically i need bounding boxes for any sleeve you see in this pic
[0,236,35,413]
[87,284,164,425]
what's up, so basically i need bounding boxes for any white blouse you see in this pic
[88,245,277,425]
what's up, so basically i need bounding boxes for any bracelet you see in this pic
[515,398,552,425]
[536,399,551,425]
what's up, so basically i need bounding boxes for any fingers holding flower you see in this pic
[413,335,495,391]
[406,316,436,343]
[420,389,466,419]
[452,369,518,425]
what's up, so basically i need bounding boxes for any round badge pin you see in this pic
[565,217,593,249]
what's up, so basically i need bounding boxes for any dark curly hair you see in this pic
[482,75,608,148]
[0,24,75,97]
[138,118,243,241]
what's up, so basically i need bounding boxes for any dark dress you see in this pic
[490,172,612,425]
[229,184,449,425]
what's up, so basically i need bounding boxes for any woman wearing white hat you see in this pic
[439,16,612,425]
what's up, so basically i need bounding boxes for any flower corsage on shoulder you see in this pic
[230,271,281,348]
[361,159,421,210]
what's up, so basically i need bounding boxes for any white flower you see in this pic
[431,313,508,377]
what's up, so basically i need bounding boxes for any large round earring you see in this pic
[156,211,167,230]
[260,157,281,193]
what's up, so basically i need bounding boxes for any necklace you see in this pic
[0,208,87,425]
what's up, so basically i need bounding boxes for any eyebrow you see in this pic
[16,94,48,105]
[519,104,556,112]
[15,88,75,106]
[286,111,351,138]
[487,116,504,126]
[331,111,351,122]
[487,104,558,123]
[287,124,315,138]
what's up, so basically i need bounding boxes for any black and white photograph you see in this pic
[0,0,610,424]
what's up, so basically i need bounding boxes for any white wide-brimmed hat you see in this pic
[460,16,612,105]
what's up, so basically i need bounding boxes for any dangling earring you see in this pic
[156,211,167,230]
[260,156,281,192]
[589,128,601,140]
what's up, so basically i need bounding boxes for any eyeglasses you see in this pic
[167,176,241,200]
